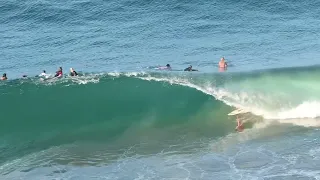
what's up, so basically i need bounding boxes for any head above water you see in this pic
[166,64,170,67]
[220,57,225,62]
[70,68,74,72]
[43,70,46,73]
[3,73,6,77]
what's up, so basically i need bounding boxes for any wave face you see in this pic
[0,74,236,167]
[1,66,320,180]
[1,65,320,167]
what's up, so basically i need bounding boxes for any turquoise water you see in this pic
[1,0,320,179]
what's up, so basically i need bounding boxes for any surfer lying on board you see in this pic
[158,64,171,70]
[184,65,198,71]
[235,115,244,132]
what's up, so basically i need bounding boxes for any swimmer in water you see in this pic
[184,65,198,71]
[54,67,63,78]
[219,57,228,68]
[70,68,78,76]
[158,64,171,70]
[1,73,7,80]
[39,70,47,77]
[235,115,244,132]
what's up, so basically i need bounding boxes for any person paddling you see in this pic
[1,73,7,80]
[158,64,171,70]
[70,68,78,76]
[184,65,198,71]
[54,67,63,78]
[39,70,47,77]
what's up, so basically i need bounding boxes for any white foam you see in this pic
[270,101,320,119]
[139,76,320,126]
[107,72,121,77]
[108,71,147,77]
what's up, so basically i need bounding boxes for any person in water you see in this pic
[235,115,244,132]
[70,68,78,76]
[184,65,198,71]
[54,67,63,78]
[39,70,47,77]
[158,64,171,70]
[1,73,7,80]
[219,57,228,68]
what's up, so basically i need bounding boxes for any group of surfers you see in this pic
[158,57,228,71]
[1,57,228,80]
[47,67,78,78]
[1,67,79,80]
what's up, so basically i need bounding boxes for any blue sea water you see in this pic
[1,0,320,78]
[1,0,320,179]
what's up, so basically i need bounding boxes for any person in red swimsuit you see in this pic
[55,67,63,78]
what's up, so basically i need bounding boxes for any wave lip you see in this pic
[137,68,320,123]
[270,101,320,120]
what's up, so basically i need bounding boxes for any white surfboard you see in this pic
[228,108,249,116]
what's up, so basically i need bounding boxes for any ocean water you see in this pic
[1,0,320,179]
